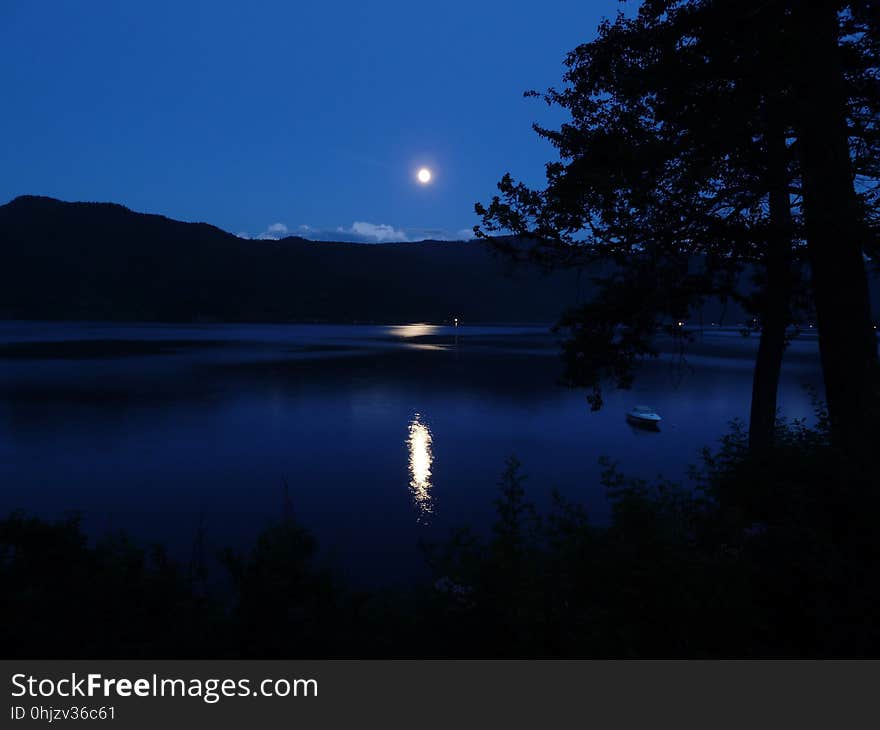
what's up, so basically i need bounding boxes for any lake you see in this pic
[0,321,823,586]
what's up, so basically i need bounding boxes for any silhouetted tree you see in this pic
[476,0,879,450]
[791,1,879,449]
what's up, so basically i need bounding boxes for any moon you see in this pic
[417,167,432,184]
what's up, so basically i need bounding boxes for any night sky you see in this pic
[0,0,620,241]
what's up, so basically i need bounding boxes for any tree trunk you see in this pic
[794,1,878,449]
[749,121,793,453]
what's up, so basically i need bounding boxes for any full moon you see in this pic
[417,167,432,184]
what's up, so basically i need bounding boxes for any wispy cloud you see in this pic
[291,222,407,243]
[252,222,288,240]
[237,222,292,240]
[238,221,475,243]
[344,221,409,242]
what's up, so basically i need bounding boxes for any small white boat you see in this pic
[626,405,662,429]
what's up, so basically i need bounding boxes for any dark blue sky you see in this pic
[1,1,620,241]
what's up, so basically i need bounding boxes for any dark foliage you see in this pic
[0,513,222,657]
[3,415,877,658]
[424,412,880,657]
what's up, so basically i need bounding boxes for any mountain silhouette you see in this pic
[0,196,584,323]
[1,196,876,325]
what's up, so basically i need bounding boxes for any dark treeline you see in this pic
[3,416,878,658]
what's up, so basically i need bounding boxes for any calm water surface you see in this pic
[0,321,823,585]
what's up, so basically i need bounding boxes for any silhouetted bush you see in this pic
[425,410,880,657]
[0,513,222,657]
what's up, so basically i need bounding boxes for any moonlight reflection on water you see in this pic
[407,413,434,522]
[0,322,823,585]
